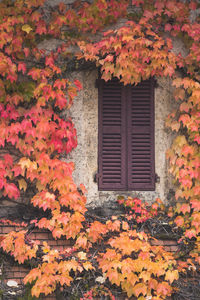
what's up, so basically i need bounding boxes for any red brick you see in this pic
[170,245,179,252]
[33,232,49,240]
[163,246,172,252]
[4,278,22,285]
[4,271,14,279]
[163,240,177,246]
[48,240,58,246]
[2,226,15,234]
[150,239,164,246]
[56,239,72,246]
[13,271,28,278]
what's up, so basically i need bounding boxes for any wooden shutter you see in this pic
[127,79,155,190]
[98,78,155,191]
[98,79,127,190]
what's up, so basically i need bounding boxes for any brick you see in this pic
[163,246,172,252]
[170,245,179,252]
[2,226,15,234]
[33,232,49,240]
[13,271,28,278]
[4,271,14,278]
[56,239,72,246]
[33,229,49,234]
[150,239,164,246]
[163,240,177,246]
[48,240,58,246]
[11,266,29,272]
[5,278,23,285]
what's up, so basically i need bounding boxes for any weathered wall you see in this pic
[69,70,176,207]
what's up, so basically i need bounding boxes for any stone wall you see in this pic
[68,70,176,207]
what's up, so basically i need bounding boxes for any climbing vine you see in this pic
[0,0,199,299]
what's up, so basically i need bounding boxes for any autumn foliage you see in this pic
[0,0,199,299]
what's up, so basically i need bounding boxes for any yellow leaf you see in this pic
[22,24,33,34]
[18,179,27,191]
[36,181,45,192]
[165,269,179,284]
[83,261,94,271]
[133,282,147,298]
[77,251,87,260]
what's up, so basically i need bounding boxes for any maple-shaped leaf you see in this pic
[185,229,196,239]
[22,24,33,34]
[4,154,13,166]
[165,270,179,284]
[194,135,200,144]
[165,23,172,31]
[133,283,147,298]
[4,183,20,199]
[74,79,82,91]
[18,179,27,191]
[18,62,26,74]
[190,199,200,211]
[82,261,94,271]
[36,20,47,35]
[157,282,172,296]
[174,216,184,227]
[75,234,88,249]
[180,203,191,214]
[122,221,129,231]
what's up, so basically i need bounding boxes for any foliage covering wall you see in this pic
[0,0,199,299]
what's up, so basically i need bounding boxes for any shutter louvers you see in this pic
[98,79,126,190]
[127,79,155,190]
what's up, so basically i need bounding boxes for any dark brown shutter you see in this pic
[98,79,127,190]
[98,78,155,191]
[127,79,155,190]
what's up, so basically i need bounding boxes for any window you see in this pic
[97,78,155,191]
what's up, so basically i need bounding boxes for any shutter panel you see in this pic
[127,79,155,190]
[98,79,126,190]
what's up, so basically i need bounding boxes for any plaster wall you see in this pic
[69,70,176,207]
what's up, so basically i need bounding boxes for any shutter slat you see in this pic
[127,79,155,190]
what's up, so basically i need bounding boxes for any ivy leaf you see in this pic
[157,282,171,296]
[22,24,33,34]
[4,183,20,199]
[18,179,27,192]
[18,62,26,74]
[190,199,200,211]
[174,216,184,227]
[165,270,179,284]
[180,203,191,214]
[133,283,147,298]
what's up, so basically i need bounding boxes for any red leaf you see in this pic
[74,79,82,91]
[165,24,172,31]
[190,199,200,212]
[4,183,20,199]
[185,229,196,239]
[18,62,26,74]
[180,203,190,214]
[175,216,184,227]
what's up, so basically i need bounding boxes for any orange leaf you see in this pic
[133,283,147,298]
[165,270,179,284]
[180,203,191,214]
